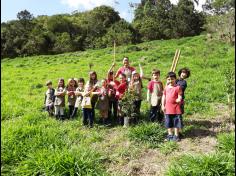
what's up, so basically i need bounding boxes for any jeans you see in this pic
[68,105,74,117]
[71,107,78,119]
[149,105,163,123]
[82,108,93,127]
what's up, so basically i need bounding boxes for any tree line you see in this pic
[1,0,234,59]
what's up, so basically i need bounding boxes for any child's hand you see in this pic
[176,98,181,103]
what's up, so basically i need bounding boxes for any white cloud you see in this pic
[61,0,114,10]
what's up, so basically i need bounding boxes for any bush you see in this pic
[165,152,235,176]
[128,122,166,148]
[217,132,235,153]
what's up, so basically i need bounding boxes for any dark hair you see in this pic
[178,67,191,78]
[120,73,126,78]
[109,71,113,75]
[57,78,65,88]
[78,78,85,84]
[166,72,176,79]
[89,71,98,86]
[46,80,52,86]
[152,69,160,75]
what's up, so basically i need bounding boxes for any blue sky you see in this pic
[1,0,205,23]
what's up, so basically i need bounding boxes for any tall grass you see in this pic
[128,122,166,148]
[165,152,235,176]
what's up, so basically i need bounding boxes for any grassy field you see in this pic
[1,35,235,175]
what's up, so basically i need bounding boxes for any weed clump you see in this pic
[128,123,166,148]
[165,152,235,176]
[217,132,235,153]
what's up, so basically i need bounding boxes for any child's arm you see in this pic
[176,87,182,103]
[139,63,151,81]
[107,63,116,79]
[44,94,46,105]
[161,94,166,112]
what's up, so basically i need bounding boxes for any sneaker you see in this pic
[165,135,173,141]
[173,135,180,142]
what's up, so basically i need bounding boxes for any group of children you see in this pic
[44,57,190,141]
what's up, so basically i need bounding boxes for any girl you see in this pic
[107,64,120,123]
[81,85,100,128]
[111,73,128,126]
[86,71,100,122]
[71,78,85,119]
[66,78,78,119]
[96,79,109,125]
[54,78,66,120]
[129,71,143,124]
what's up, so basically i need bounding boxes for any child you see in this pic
[96,79,109,125]
[147,69,164,122]
[162,72,183,142]
[107,64,120,123]
[71,78,85,119]
[176,67,191,114]
[86,71,100,122]
[129,71,143,123]
[176,67,191,136]
[66,78,78,119]
[54,78,66,120]
[44,80,55,116]
[112,73,128,126]
[81,85,100,128]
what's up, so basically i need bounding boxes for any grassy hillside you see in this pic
[1,35,235,175]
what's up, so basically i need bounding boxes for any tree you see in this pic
[203,0,235,44]
[17,10,33,20]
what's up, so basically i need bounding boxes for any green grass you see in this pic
[1,35,235,175]
[217,132,235,153]
[159,141,179,155]
[165,152,235,176]
[128,122,166,148]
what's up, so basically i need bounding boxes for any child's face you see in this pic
[166,77,176,85]
[59,80,64,87]
[47,84,52,89]
[133,74,139,81]
[91,73,96,80]
[101,80,107,87]
[78,82,84,88]
[108,73,113,79]
[119,75,126,82]
[180,71,187,79]
[69,80,75,86]
[152,73,160,80]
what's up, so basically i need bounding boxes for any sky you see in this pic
[1,0,206,23]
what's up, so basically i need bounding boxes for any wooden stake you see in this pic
[170,49,178,71]
[173,49,181,72]
[113,40,116,81]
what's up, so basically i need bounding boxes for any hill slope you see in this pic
[1,35,235,175]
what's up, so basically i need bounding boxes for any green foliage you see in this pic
[159,141,179,155]
[119,90,138,118]
[165,152,235,176]
[217,132,235,153]
[132,0,205,41]
[128,123,166,148]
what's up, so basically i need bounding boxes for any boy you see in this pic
[162,72,183,142]
[147,69,164,122]
[44,80,55,116]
